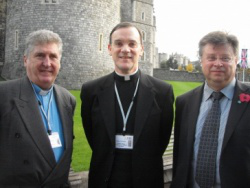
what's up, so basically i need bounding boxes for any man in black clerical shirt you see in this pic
[81,22,174,188]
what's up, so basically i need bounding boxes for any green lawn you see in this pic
[70,90,91,172]
[167,80,202,97]
[0,79,202,172]
[70,80,202,172]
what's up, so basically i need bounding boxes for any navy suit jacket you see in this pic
[171,81,250,188]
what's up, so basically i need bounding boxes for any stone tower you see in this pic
[1,0,120,89]
[0,0,6,72]
[121,0,156,75]
[0,0,156,89]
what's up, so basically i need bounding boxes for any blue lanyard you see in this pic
[114,78,140,132]
[31,84,54,135]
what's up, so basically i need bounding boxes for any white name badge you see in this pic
[48,132,62,148]
[115,135,134,149]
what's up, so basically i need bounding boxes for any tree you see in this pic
[195,64,201,72]
[186,64,194,72]
[172,59,178,70]
[178,65,183,71]
[166,57,174,69]
[160,61,167,68]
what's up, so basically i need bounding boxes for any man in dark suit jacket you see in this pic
[171,31,250,188]
[81,22,174,188]
[0,30,76,187]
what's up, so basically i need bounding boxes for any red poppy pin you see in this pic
[238,93,250,103]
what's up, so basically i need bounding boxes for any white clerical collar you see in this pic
[115,68,139,81]
[31,82,53,96]
[39,89,50,96]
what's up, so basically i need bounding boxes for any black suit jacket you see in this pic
[171,81,250,188]
[0,77,76,188]
[81,71,174,188]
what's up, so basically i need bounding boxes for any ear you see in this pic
[108,44,112,56]
[23,55,28,67]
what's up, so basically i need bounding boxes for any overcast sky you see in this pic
[154,0,250,61]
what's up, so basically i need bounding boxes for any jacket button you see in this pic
[105,178,109,182]
[15,133,21,138]
[23,160,29,165]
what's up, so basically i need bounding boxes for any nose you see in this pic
[121,44,130,53]
[214,59,223,67]
[42,56,51,67]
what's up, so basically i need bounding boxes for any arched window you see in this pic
[141,51,146,61]
[14,30,19,50]
[141,12,145,21]
[98,33,103,52]
[142,31,146,42]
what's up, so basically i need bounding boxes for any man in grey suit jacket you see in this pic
[81,22,174,188]
[0,30,76,187]
[172,31,250,188]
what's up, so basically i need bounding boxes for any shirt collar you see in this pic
[31,82,53,96]
[203,78,236,101]
[115,68,139,81]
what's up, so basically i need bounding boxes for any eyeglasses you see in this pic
[205,56,233,63]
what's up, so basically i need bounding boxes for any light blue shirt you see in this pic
[32,83,65,162]
[192,78,235,188]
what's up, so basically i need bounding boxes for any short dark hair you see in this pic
[199,31,239,58]
[109,22,143,44]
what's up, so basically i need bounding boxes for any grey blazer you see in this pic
[0,76,76,187]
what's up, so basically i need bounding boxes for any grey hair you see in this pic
[24,29,63,57]
[198,31,239,58]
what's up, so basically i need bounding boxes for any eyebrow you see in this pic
[113,39,138,43]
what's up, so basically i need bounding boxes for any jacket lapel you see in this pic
[53,85,72,152]
[133,73,154,146]
[98,73,116,147]
[42,85,74,185]
[14,77,56,168]
[222,81,250,151]
[186,85,204,156]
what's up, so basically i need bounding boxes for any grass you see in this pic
[0,78,201,172]
[70,80,202,172]
[167,80,202,97]
[70,90,92,172]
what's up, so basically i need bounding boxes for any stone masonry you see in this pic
[0,0,6,67]
[0,0,156,89]
[153,68,205,82]
[121,0,156,76]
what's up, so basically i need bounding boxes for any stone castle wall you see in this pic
[1,0,120,89]
[0,0,6,66]
[153,68,205,82]
[0,0,156,89]
[121,0,155,76]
